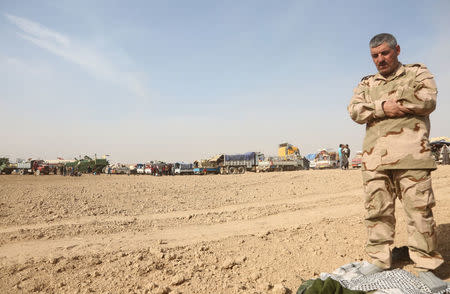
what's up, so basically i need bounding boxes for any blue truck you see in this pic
[193,166,220,175]
[217,152,264,174]
[192,157,220,175]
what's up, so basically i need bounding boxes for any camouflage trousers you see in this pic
[362,169,444,270]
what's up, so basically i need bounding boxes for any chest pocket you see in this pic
[366,82,403,103]
[365,71,416,103]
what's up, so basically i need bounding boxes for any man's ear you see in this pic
[395,45,400,56]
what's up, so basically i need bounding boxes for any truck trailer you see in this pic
[256,156,308,172]
[217,152,264,174]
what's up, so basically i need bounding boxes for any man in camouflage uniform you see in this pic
[348,33,444,271]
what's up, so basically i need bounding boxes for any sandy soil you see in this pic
[1,166,449,293]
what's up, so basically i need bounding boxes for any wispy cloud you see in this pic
[4,13,149,99]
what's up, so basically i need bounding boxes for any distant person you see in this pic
[338,144,344,169]
[348,33,443,272]
[441,145,449,165]
[344,144,350,169]
[32,161,38,173]
[342,145,349,170]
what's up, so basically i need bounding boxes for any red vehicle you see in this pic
[351,151,363,169]
[33,161,50,175]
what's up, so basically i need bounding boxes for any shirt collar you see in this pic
[374,63,405,82]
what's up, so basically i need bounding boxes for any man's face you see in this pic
[370,42,400,77]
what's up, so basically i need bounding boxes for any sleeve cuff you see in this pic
[374,100,386,118]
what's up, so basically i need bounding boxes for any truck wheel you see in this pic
[19,169,24,175]
[35,170,40,176]
[238,166,245,174]
[229,167,236,174]
[220,167,225,175]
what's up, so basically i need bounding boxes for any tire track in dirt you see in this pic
[0,188,363,234]
[0,201,363,264]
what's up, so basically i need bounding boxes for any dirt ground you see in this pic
[1,166,449,293]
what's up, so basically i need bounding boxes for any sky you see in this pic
[1,0,449,163]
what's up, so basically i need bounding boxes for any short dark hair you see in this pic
[369,33,397,49]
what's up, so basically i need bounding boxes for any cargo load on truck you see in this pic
[66,156,108,174]
[313,149,339,169]
[193,158,220,175]
[0,157,10,174]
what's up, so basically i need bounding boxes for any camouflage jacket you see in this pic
[348,63,437,171]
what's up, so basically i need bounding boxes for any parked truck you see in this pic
[66,156,108,174]
[135,163,146,174]
[313,149,339,169]
[0,159,50,175]
[174,162,194,175]
[257,143,308,172]
[193,159,220,175]
[351,151,363,168]
[212,152,264,174]
[0,162,17,174]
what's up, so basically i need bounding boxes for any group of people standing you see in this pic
[338,144,350,169]
[58,165,79,176]
[146,164,174,176]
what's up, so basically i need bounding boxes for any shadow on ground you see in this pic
[392,223,450,280]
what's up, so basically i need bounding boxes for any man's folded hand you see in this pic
[382,99,413,117]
